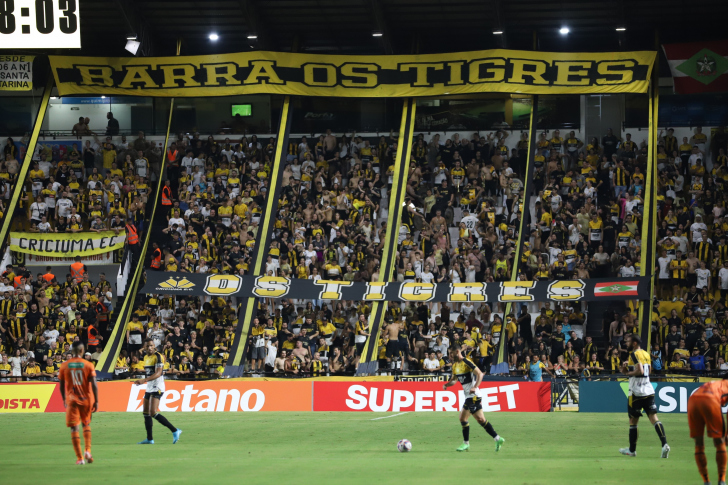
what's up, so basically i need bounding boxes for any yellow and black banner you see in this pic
[49,49,656,98]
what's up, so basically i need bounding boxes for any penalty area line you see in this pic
[370,412,409,421]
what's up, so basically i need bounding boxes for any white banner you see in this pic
[0,55,33,91]
[22,252,115,266]
[10,231,126,257]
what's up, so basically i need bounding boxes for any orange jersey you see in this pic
[692,380,728,407]
[58,358,96,406]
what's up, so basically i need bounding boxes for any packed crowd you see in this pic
[1,137,21,223]
[18,129,163,235]
[139,124,728,377]
[0,263,113,382]
[138,127,592,376]
[6,118,728,379]
[649,126,728,374]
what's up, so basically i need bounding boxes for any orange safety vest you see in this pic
[87,325,99,347]
[151,248,162,269]
[161,185,172,206]
[167,149,179,166]
[42,273,54,283]
[70,262,85,283]
[126,224,139,245]
[13,275,23,288]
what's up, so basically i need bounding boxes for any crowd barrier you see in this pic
[0,380,551,413]
[579,381,712,413]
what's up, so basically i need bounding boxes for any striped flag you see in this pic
[594,281,639,297]
[663,41,728,94]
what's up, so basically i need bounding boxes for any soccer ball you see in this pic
[397,439,412,452]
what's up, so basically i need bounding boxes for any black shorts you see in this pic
[144,391,164,400]
[628,394,657,418]
[687,273,697,287]
[356,342,365,355]
[386,341,399,358]
[463,396,483,414]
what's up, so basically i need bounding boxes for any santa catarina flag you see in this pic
[662,41,728,94]
[594,281,639,297]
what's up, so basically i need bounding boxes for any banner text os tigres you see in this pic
[49,49,656,97]
[143,272,652,303]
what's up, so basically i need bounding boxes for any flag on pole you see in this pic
[662,41,728,94]
[594,281,639,297]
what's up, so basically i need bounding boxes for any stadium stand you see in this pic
[2,101,727,380]
[115,119,727,378]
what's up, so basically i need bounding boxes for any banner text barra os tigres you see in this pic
[49,49,656,98]
[142,273,650,303]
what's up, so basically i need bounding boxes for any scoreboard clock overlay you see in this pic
[0,0,80,49]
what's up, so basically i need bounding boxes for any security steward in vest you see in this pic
[150,242,163,270]
[87,323,102,353]
[161,180,173,207]
[70,256,87,284]
[126,218,141,265]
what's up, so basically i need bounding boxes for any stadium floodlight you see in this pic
[616,27,626,31]
[372,32,383,37]
[247,34,258,39]
[125,39,141,55]
[559,27,570,35]
[209,33,219,41]
[493,30,503,35]
[126,33,138,40]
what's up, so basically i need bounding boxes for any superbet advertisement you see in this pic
[0,381,551,413]
[313,382,552,412]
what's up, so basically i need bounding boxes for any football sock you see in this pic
[480,420,498,439]
[154,413,178,433]
[629,425,638,453]
[695,445,709,483]
[144,413,153,441]
[460,421,469,442]
[717,441,727,482]
[71,431,82,460]
[654,421,667,447]
[83,427,92,452]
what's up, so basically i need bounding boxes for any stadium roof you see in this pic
[23,0,728,77]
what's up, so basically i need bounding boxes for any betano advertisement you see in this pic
[99,381,311,412]
[579,381,719,413]
[0,381,550,413]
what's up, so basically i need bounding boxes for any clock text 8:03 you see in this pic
[0,0,78,35]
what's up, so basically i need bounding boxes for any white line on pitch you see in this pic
[370,412,409,421]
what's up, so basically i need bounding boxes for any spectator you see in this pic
[71,117,89,136]
[106,112,119,136]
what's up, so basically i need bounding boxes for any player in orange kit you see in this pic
[688,379,728,485]
[58,341,99,465]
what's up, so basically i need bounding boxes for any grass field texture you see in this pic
[0,412,697,484]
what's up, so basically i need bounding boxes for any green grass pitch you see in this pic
[0,412,697,484]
